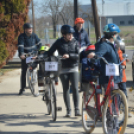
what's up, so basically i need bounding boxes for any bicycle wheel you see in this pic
[82,92,97,133]
[30,69,39,97]
[45,84,51,115]
[26,68,31,89]
[102,89,128,134]
[51,80,57,121]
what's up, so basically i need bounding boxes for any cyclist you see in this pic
[73,18,90,50]
[87,23,123,134]
[42,25,81,117]
[80,45,101,92]
[18,23,42,95]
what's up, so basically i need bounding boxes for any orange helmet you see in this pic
[75,18,84,25]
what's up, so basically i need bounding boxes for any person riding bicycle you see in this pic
[42,25,81,117]
[18,23,42,95]
[87,23,123,134]
[88,24,122,85]
[80,45,101,92]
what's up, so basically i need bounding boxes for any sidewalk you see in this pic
[0,68,134,134]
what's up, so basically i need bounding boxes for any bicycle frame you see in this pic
[84,75,119,118]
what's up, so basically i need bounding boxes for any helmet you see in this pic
[39,46,49,51]
[85,45,95,51]
[103,23,120,34]
[75,18,84,25]
[23,23,33,29]
[61,25,75,35]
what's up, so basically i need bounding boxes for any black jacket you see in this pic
[18,33,41,56]
[46,37,79,68]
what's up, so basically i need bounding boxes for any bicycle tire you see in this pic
[102,89,128,134]
[29,70,39,97]
[46,84,51,115]
[82,92,97,133]
[26,69,31,89]
[51,81,57,121]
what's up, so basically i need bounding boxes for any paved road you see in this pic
[0,50,134,134]
[126,49,133,60]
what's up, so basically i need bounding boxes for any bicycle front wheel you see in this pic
[51,80,57,121]
[30,70,39,97]
[102,89,128,134]
[45,84,51,115]
[82,92,97,133]
[26,68,31,89]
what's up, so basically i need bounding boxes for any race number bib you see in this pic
[106,64,119,76]
[26,57,34,63]
[45,62,58,71]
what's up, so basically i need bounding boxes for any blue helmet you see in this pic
[61,25,75,34]
[103,23,120,34]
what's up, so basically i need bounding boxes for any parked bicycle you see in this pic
[25,51,39,97]
[82,54,128,134]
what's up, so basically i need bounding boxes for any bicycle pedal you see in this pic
[57,107,62,111]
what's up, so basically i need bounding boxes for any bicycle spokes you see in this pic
[102,90,128,134]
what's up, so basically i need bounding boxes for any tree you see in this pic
[59,0,74,25]
[79,5,94,26]
[41,0,64,38]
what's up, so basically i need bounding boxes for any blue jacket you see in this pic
[95,40,122,85]
[80,50,101,82]
[18,33,41,56]
[73,26,90,48]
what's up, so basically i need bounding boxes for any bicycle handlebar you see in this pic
[24,51,38,58]
[94,54,128,65]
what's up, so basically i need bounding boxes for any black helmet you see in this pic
[23,23,33,29]
[61,25,75,35]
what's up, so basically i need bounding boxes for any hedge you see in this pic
[0,0,31,68]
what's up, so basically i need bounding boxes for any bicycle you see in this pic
[25,51,39,97]
[36,55,62,121]
[82,55,128,134]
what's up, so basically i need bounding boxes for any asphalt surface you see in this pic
[0,49,134,134]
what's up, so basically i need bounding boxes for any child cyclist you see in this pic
[80,45,101,92]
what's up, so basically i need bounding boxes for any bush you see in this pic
[0,0,31,68]
[0,40,8,64]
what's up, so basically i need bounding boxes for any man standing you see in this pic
[73,18,90,50]
[18,23,42,95]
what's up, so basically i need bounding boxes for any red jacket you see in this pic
[118,49,126,82]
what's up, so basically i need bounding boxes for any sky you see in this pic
[29,0,134,19]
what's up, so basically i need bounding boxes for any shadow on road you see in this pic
[0,113,133,134]
[0,92,37,97]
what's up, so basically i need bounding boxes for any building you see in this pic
[102,15,134,26]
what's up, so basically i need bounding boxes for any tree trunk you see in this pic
[53,24,56,38]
